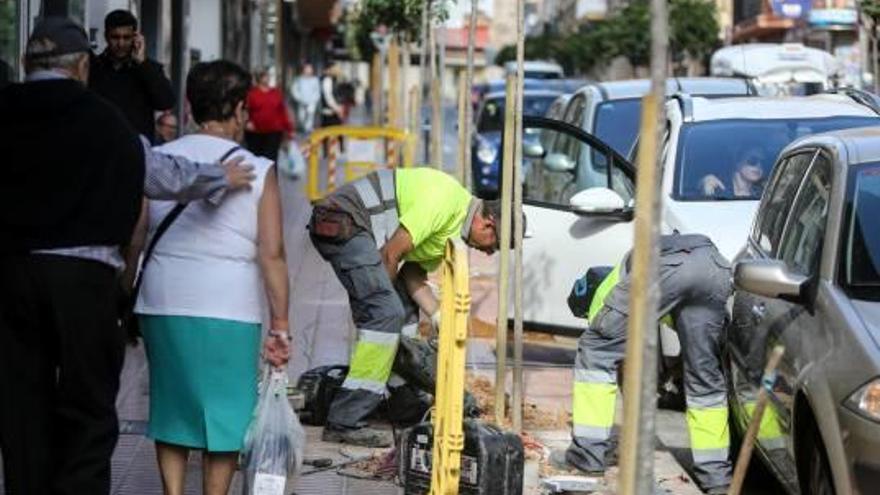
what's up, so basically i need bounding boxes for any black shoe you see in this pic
[322,425,393,448]
[547,449,605,476]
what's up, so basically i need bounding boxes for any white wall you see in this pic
[187,0,221,62]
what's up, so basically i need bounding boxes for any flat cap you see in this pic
[27,16,90,59]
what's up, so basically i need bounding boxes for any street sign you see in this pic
[769,0,811,20]
[809,8,857,27]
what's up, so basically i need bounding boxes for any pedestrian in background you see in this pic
[245,68,293,162]
[0,18,145,494]
[133,60,290,495]
[320,61,345,128]
[320,61,346,154]
[291,62,320,135]
[155,110,178,144]
[90,10,175,143]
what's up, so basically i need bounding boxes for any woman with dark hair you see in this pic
[244,68,293,161]
[133,60,291,495]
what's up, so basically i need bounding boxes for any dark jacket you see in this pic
[89,52,175,142]
[0,79,145,253]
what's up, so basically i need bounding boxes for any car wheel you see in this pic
[801,423,835,495]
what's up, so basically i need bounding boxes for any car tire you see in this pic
[800,423,835,495]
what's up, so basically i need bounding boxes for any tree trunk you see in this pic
[222,0,251,69]
[873,25,879,94]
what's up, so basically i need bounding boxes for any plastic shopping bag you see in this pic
[241,367,306,495]
[278,141,306,180]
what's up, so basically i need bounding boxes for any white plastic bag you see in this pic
[241,367,305,495]
[277,141,306,180]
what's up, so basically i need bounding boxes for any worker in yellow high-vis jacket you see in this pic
[553,233,733,494]
[308,167,515,447]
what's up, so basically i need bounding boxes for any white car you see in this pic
[518,94,880,332]
[662,94,880,260]
[504,60,564,80]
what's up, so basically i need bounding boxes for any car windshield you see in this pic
[593,98,642,156]
[674,117,880,201]
[524,71,561,80]
[843,163,880,300]
[477,95,558,132]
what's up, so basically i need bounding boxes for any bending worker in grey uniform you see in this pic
[554,233,733,494]
[309,167,508,447]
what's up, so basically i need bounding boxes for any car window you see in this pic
[477,95,559,132]
[673,116,879,201]
[563,95,586,125]
[549,95,588,164]
[593,98,643,157]
[523,121,634,207]
[842,163,880,299]
[753,151,817,255]
[777,155,831,276]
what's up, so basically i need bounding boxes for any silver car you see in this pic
[726,127,880,494]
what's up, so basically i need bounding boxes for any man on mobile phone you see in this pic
[90,9,174,143]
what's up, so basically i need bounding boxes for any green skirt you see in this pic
[140,314,261,452]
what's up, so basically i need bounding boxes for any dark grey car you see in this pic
[726,127,880,494]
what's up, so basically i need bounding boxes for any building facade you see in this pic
[731,0,861,86]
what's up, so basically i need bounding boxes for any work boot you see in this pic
[322,425,393,448]
[547,449,605,476]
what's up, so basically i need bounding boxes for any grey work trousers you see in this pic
[311,231,418,429]
[567,245,733,490]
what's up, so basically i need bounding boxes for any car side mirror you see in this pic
[523,141,545,159]
[543,152,576,173]
[733,259,808,302]
[569,187,632,220]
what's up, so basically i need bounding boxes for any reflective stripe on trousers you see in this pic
[572,369,617,442]
[342,329,400,394]
[566,307,626,473]
[687,401,730,463]
[744,400,786,450]
[353,170,399,248]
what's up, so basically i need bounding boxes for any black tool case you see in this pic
[295,365,348,425]
[399,419,524,495]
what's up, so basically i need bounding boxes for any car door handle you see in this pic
[751,303,766,321]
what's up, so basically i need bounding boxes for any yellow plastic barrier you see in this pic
[431,239,471,495]
[305,125,415,202]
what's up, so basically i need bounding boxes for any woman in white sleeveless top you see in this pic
[133,60,290,495]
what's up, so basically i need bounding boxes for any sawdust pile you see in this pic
[466,374,572,431]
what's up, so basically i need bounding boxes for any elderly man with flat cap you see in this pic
[0,17,253,494]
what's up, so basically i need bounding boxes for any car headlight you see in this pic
[845,378,880,422]
[476,138,498,164]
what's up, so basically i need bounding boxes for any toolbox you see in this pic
[399,419,524,495]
